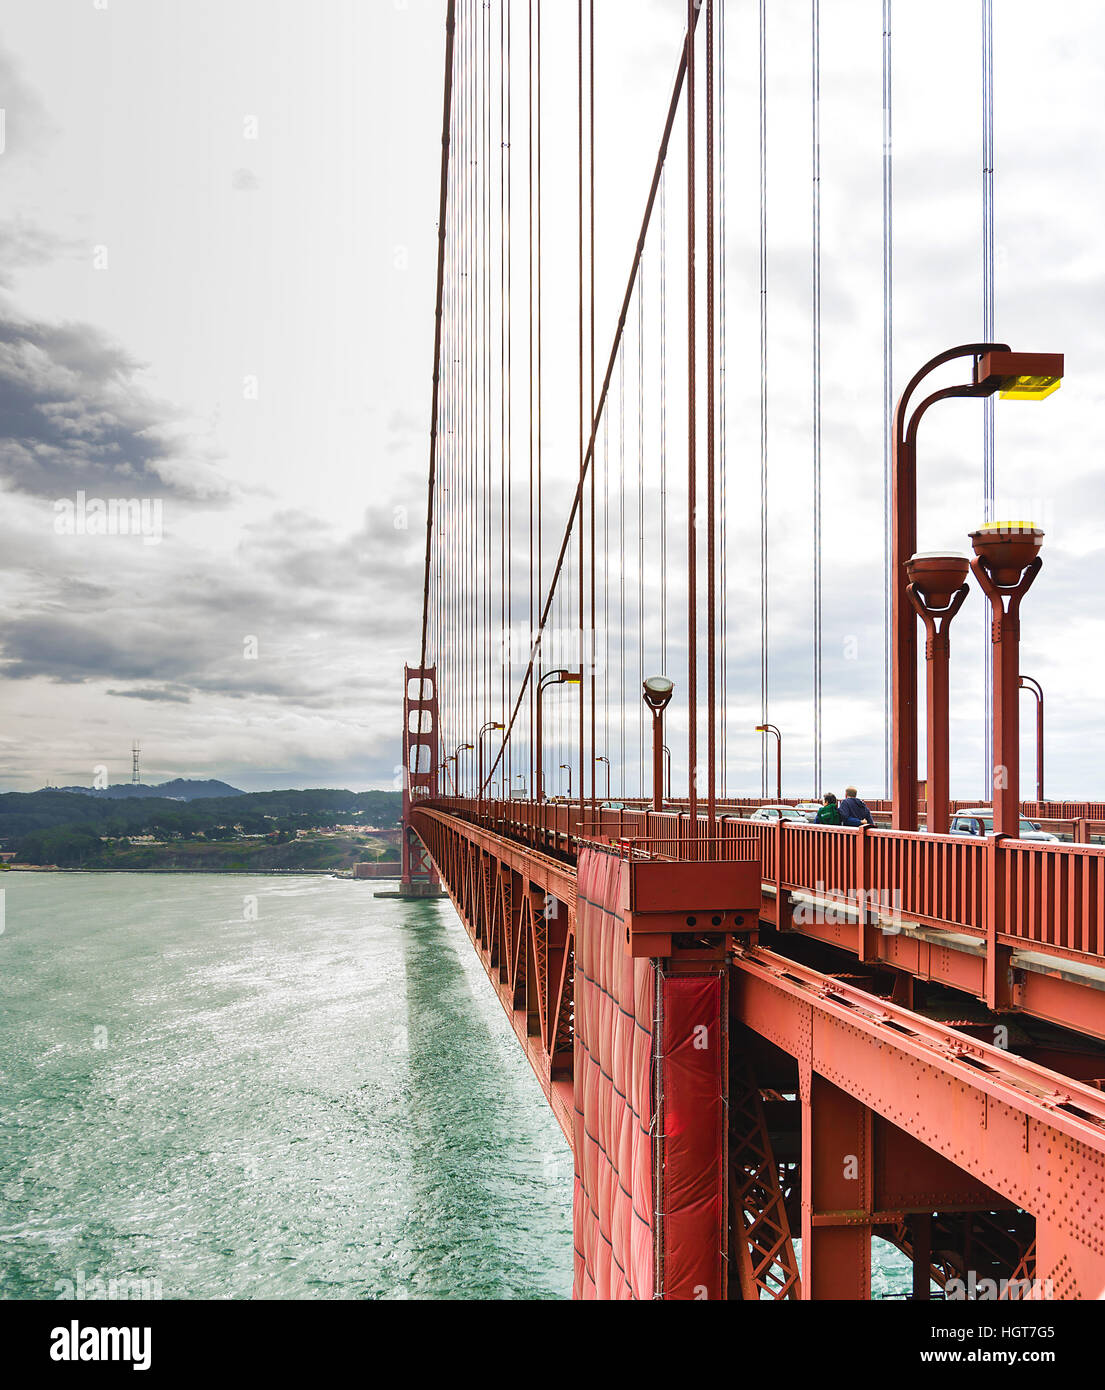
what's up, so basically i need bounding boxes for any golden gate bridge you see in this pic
[396,0,1102,1301]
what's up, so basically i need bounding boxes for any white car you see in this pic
[794,802,823,822]
[748,805,809,824]
[948,810,1059,843]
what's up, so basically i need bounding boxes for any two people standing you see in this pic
[816,787,874,828]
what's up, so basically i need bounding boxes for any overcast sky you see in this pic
[1,1,1103,799]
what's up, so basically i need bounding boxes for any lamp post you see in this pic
[905,554,971,835]
[596,756,611,800]
[970,523,1044,837]
[514,773,527,800]
[453,742,474,799]
[755,724,783,802]
[891,345,1063,829]
[643,676,674,812]
[535,669,582,801]
[1020,676,1044,804]
[560,764,572,799]
[477,720,505,811]
[662,745,672,801]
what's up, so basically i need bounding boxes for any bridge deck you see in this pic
[410,801,1105,1297]
[425,797,1105,1041]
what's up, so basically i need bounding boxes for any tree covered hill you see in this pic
[53,778,244,801]
[0,787,403,864]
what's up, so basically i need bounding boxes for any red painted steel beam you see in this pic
[731,944,1105,1296]
[410,806,577,1143]
[431,799,1105,1037]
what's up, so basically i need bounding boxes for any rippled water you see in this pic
[0,873,573,1300]
[0,872,914,1301]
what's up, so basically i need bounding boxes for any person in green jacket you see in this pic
[816,793,842,825]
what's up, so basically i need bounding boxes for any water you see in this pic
[0,872,915,1301]
[0,873,573,1300]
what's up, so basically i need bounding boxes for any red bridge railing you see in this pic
[422,796,1105,970]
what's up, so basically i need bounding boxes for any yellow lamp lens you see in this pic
[999,374,1061,401]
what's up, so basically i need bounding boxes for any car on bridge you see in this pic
[748,805,810,824]
[947,809,1059,843]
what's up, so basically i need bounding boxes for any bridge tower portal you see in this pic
[400,665,442,898]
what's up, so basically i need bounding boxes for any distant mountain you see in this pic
[50,779,244,802]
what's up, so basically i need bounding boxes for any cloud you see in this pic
[0,218,76,289]
[0,312,233,501]
[107,685,193,704]
[0,46,55,160]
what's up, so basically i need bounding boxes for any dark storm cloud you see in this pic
[0,493,424,704]
[0,313,233,501]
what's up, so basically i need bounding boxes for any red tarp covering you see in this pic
[573,847,726,1300]
[657,974,726,1299]
[573,848,654,1299]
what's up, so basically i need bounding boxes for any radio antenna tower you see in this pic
[132,741,141,786]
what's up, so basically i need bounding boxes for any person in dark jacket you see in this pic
[815,793,842,825]
[838,786,874,828]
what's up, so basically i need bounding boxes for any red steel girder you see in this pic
[732,943,1105,1297]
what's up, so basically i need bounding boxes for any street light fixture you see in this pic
[891,344,1063,830]
[755,723,783,802]
[453,742,474,799]
[560,764,572,799]
[643,676,674,811]
[535,669,582,801]
[477,720,505,811]
[596,755,611,801]
[662,744,672,801]
[905,553,971,835]
[970,522,1044,837]
[1020,675,1044,804]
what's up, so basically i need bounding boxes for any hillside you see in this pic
[52,779,244,801]
[0,788,404,869]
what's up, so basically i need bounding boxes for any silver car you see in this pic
[948,810,1059,843]
[748,805,809,824]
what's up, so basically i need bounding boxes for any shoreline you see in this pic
[1,866,399,878]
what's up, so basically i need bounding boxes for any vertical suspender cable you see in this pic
[660,171,668,676]
[706,0,718,834]
[527,0,537,792]
[811,0,823,798]
[638,260,646,795]
[579,0,586,819]
[504,0,513,791]
[589,0,596,813]
[604,408,610,774]
[758,0,769,800]
[982,0,996,798]
[882,0,893,800]
[619,344,626,791]
[718,0,727,799]
[687,0,699,823]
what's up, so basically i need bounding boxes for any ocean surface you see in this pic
[0,873,572,1300]
[0,872,913,1300]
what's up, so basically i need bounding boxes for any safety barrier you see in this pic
[428,797,1105,969]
